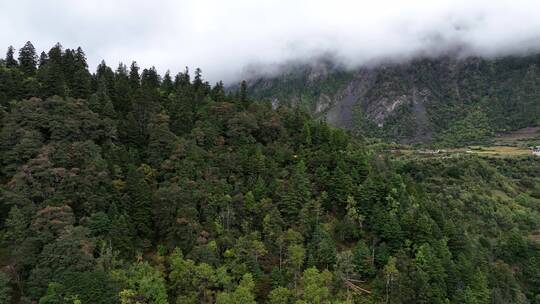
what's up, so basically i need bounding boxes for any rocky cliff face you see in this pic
[246,54,540,144]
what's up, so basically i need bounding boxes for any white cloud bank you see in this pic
[1,0,540,83]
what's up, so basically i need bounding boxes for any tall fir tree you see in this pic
[281,160,312,221]
[193,67,203,91]
[95,60,116,99]
[38,51,48,67]
[174,67,191,89]
[211,81,225,102]
[71,69,92,99]
[69,47,91,98]
[5,46,18,68]
[62,48,76,78]
[141,67,160,89]
[18,41,37,76]
[239,80,248,108]
[114,63,133,115]
[74,47,88,69]
[89,78,115,117]
[125,165,153,240]
[39,43,66,97]
[47,43,63,65]
[129,61,140,90]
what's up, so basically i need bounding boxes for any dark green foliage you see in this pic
[88,78,115,117]
[5,45,18,68]
[0,64,25,105]
[128,61,140,90]
[27,225,95,299]
[125,165,153,239]
[161,71,174,95]
[239,80,249,108]
[37,43,68,98]
[141,66,160,89]
[280,160,311,221]
[18,41,37,76]
[113,63,133,114]
[39,270,119,304]
[38,51,48,67]
[352,240,375,277]
[0,272,12,304]
[69,54,92,99]
[1,42,539,304]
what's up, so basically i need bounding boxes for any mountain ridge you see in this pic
[246,54,540,145]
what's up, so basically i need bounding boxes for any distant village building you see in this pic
[533,146,540,156]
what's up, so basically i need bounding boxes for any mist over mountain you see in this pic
[3,0,540,83]
[245,52,540,144]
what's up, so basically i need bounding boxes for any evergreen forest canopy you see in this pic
[0,42,539,304]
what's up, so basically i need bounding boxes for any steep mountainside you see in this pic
[247,55,540,145]
[1,42,540,304]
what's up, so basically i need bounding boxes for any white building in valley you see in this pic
[533,146,540,156]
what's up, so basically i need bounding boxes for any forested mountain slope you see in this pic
[0,42,539,304]
[247,55,540,145]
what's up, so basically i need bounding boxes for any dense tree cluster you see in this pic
[0,42,539,304]
[369,56,540,145]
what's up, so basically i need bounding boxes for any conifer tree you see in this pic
[67,47,91,98]
[239,80,248,107]
[147,112,179,167]
[161,70,174,95]
[193,67,203,91]
[62,48,76,77]
[129,61,140,90]
[39,43,66,97]
[74,47,88,69]
[352,240,375,277]
[281,160,312,220]
[174,67,191,88]
[5,46,17,68]
[125,165,153,240]
[71,69,92,99]
[109,212,136,256]
[47,43,63,64]
[308,225,336,269]
[114,63,133,115]
[38,51,48,67]
[89,78,115,117]
[129,86,160,147]
[211,81,226,102]
[329,161,354,210]
[40,64,65,97]
[95,60,115,99]
[141,66,160,89]
[18,41,37,76]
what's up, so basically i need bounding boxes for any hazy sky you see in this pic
[2,0,540,83]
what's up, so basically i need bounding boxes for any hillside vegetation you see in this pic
[247,56,540,145]
[0,42,539,304]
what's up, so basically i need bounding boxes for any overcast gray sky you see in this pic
[2,0,540,83]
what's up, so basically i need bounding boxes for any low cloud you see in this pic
[2,0,540,83]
